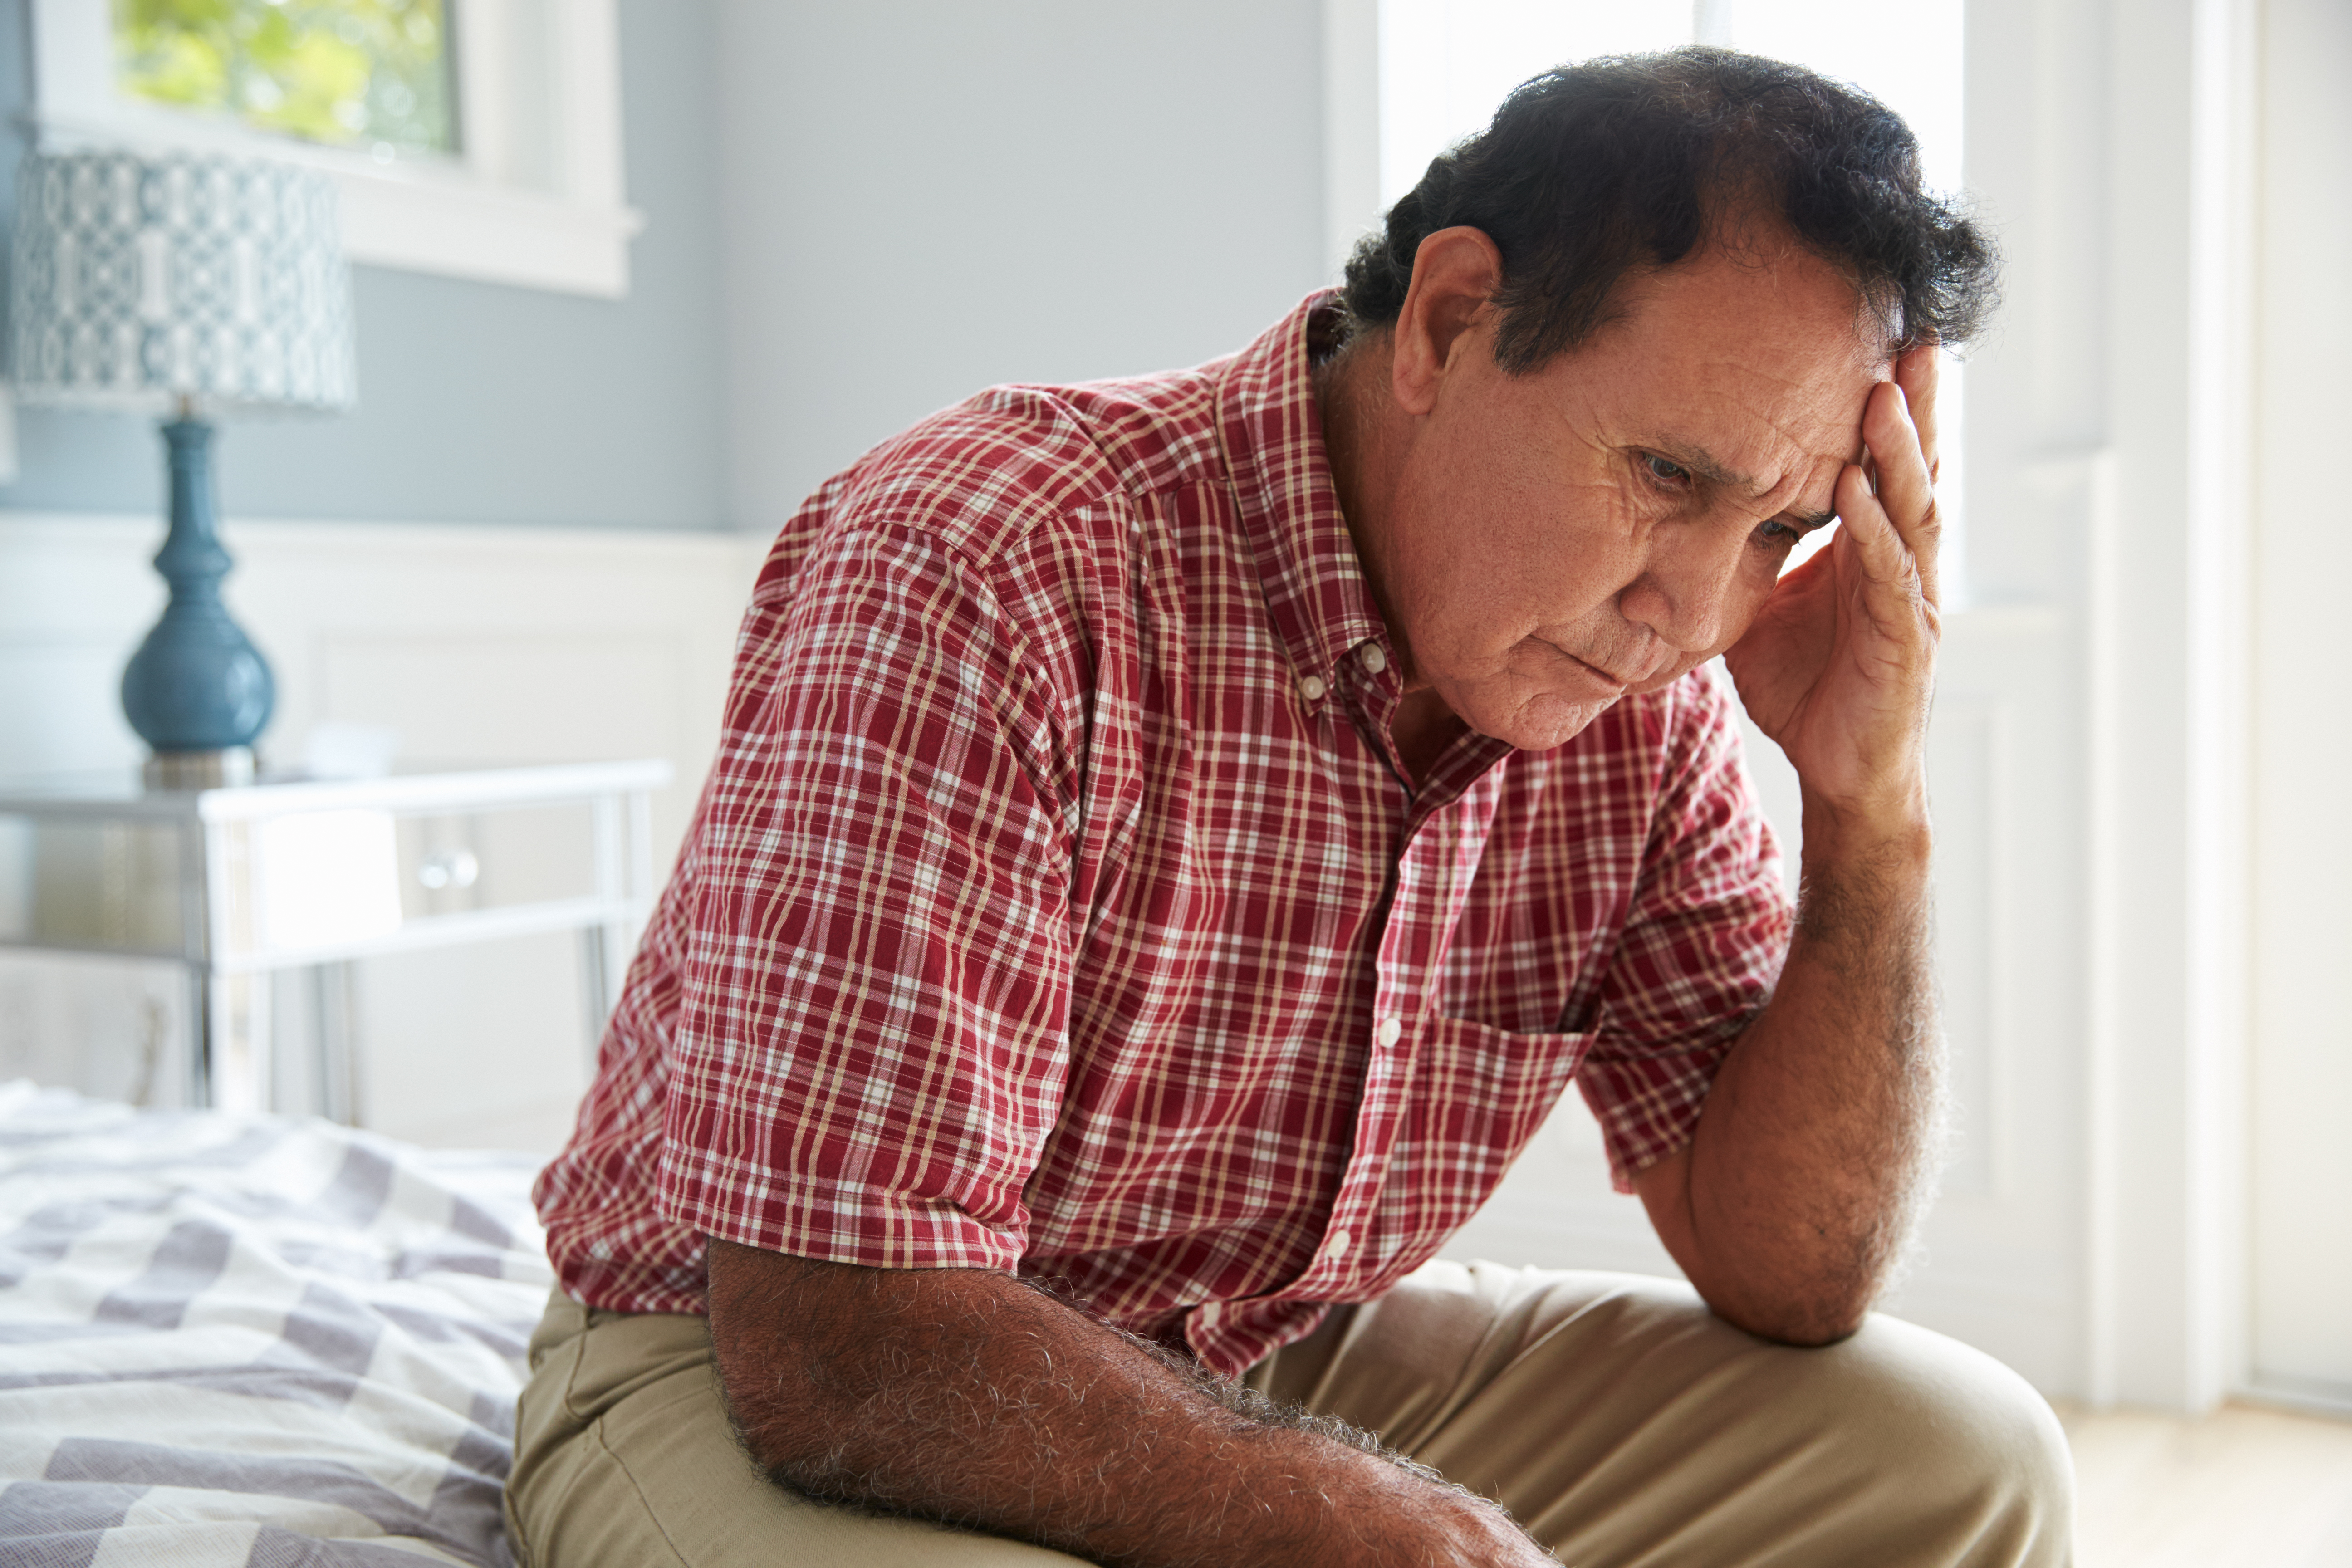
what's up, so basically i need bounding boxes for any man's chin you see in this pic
[1477,692,1623,753]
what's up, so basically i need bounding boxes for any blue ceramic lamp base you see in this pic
[122,414,275,791]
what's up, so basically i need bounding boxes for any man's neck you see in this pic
[1392,689,1467,786]
[1313,331,1467,786]
[1310,330,1391,603]
[1316,328,1421,657]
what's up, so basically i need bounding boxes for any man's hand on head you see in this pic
[1636,345,1950,1345]
[1722,343,1944,842]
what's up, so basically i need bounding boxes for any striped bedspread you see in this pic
[0,1081,554,1567]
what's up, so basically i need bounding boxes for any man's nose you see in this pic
[1618,521,1751,654]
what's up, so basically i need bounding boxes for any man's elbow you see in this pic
[706,1318,823,1486]
[703,1240,891,1503]
[1716,1295,1869,1348]
[1636,1158,1882,1347]
[1694,1268,1877,1348]
[714,1355,869,1505]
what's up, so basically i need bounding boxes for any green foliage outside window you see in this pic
[113,0,457,156]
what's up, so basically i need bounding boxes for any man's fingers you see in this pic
[1833,460,1932,622]
[1862,381,1940,609]
[1894,343,1940,483]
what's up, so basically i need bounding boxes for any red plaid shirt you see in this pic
[536,295,1790,1377]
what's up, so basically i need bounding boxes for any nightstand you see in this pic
[0,759,671,1119]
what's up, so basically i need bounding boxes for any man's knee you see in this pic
[1360,1268,2073,1565]
[1820,1313,2075,1561]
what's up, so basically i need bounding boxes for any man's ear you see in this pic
[1390,227,1505,417]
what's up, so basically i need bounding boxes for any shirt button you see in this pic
[1297,674,1329,702]
[1323,1228,1353,1261]
[1359,642,1388,674]
[1376,1016,1403,1048]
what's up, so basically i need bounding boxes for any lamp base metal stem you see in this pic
[145,748,257,791]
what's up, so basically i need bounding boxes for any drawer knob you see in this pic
[417,848,480,892]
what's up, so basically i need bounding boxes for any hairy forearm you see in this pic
[703,1240,1549,1568]
[1645,801,1946,1345]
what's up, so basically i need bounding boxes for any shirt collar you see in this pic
[1215,292,1392,715]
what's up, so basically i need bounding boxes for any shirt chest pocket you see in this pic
[1343,1015,1596,1289]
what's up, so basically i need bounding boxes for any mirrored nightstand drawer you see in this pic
[0,759,671,1114]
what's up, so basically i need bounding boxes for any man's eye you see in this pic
[1642,454,1691,487]
[1756,518,1803,547]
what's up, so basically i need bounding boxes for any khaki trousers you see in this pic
[505,1261,2073,1567]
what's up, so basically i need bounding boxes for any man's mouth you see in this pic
[1565,653,1631,690]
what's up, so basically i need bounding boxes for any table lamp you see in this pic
[9,150,356,789]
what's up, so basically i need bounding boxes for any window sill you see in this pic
[337,160,645,299]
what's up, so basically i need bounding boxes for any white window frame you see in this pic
[26,0,645,299]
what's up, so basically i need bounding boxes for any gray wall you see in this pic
[0,0,728,530]
[0,0,1332,534]
[717,0,1331,534]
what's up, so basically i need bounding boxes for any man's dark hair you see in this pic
[1340,46,1998,371]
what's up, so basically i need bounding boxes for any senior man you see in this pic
[513,46,2068,1568]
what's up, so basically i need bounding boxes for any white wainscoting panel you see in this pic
[0,510,764,1154]
[1894,605,2087,1395]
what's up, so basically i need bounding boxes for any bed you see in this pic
[0,1080,552,1567]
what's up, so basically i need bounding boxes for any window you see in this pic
[113,0,459,159]
[1376,0,1963,208]
[29,0,642,298]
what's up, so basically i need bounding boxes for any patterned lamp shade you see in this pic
[9,150,356,413]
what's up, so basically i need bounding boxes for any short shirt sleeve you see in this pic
[654,520,1078,1272]
[1578,671,1793,1191]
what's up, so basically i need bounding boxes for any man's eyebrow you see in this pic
[1651,440,1837,530]
[1650,441,1752,492]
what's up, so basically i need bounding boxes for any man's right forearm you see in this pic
[702,1239,1552,1568]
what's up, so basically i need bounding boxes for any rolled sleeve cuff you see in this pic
[657,1152,1028,1274]
[1576,1035,1738,1194]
